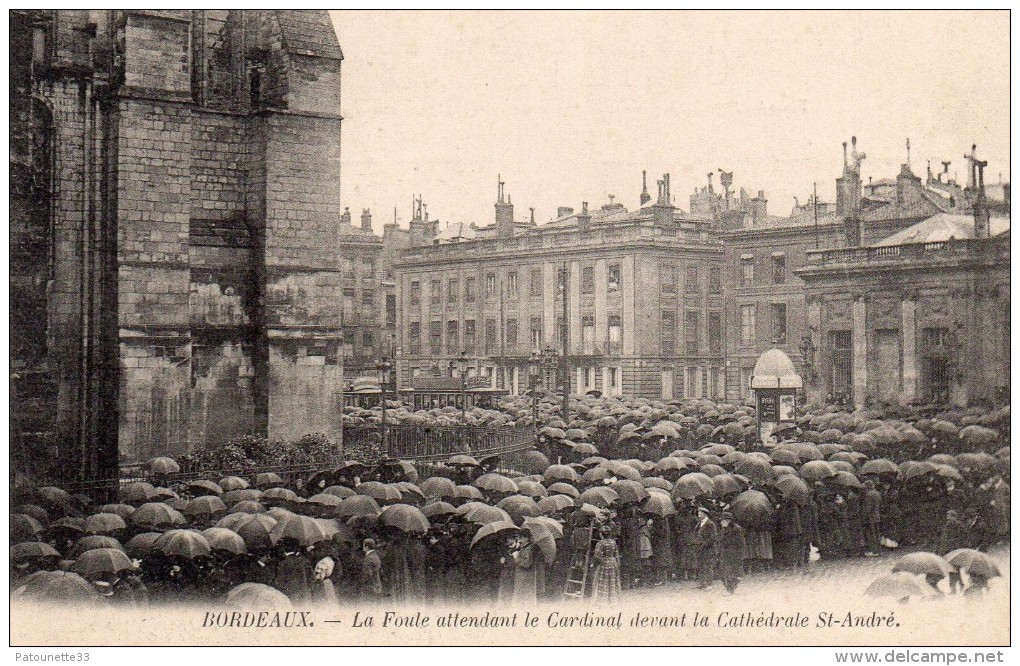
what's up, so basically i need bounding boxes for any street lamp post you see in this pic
[449,350,469,451]
[376,357,392,457]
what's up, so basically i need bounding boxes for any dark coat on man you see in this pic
[938,513,971,554]
[274,552,313,602]
[863,488,882,524]
[717,523,748,579]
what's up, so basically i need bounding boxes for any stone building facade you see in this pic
[10,10,346,478]
[393,176,728,400]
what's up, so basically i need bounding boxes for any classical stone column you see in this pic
[852,295,868,409]
[900,295,917,404]
[806,295,823,405]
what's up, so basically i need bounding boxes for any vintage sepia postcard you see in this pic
[8,8,1010,654]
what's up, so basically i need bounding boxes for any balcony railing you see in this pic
[804,237,1009,267]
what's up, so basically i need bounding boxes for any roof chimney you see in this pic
[557,206,574,219]
[495,175,514,238]
[360,208,372,231]
[577,201,591,233]
[341,207,352,226]
[640,170,651,206]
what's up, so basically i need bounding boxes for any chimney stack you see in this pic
[360,208,373,231]
[557,206,574,219]
[577,201,591,233]
[640,170,651,206]
[495,175,514,238]
[341,207,352,226]
[836,137,865,245]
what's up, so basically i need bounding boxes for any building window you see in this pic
[661,264,677,295]
[465,277,477,303]
[685,366,698,398]
[507,271,518,298]
[530,316,542,349]
[685,310,700,354]
[342,288,356,319]
[446,320,459,354]
[431,279,442,306]
[608,314,622,347]
[922,327,951,403]
[771,303,788,344]
[580,367,596,393]
[409,322,421,355]
[386,294,396,327]
[740,304,756,345]
[361,289,375,307]
[464,319,476,353]
[363,258,376,275]
[485,319,497,354]
[409,280,421,307]
[530,268,543,298]
[608,263,622,292]
[447,279,459,304]
[608,366,621,396]
[363,331,373,349]
[581,315,595,352]
[506,318,518,348]
[429,321,442,355]
[708,312,722,354]
[709,266,722,295]
[581,265,595,294]
[485,273,497,299]
[556,268,567,295]
[831,330,853,399]
[740,257,754,288]
[773,255,786,284]
[685,267,699,294]
[661,311,676,355]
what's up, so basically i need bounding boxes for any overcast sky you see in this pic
[328,10,1009,231]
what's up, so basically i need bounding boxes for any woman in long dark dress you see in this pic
[591,526,622,604]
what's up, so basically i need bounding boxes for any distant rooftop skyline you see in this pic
[329,10,1009,232]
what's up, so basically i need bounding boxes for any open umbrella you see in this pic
[253,472,285,490]
[147,457,180,475]
[774,475,812,506]
[153,529,211,559]
[202,528,247,555]
[421,477,457,499]
[516,480,548,499]
[270,514,329,547]
[641,493,676,517]
[11,542,61,561]
[121,482,157,505]
[473,474,519,495]
[422,501,458,518]
[236,516,277,550]
[336,495,382,519]
[734,458,776,484]
[97,504,135,520]
[70,547,135,579]
[641,477,673,491]
[672,472,715,500]
[470,520,519,548]
[48,517,86,538]
[860,459,899,477]
[543,465,580,484]
[770,449,801,466]
[800,460,838,482]
[520,519,557,564]
[892,552,953,578]
[379,504,431,533]
[447,454,480,467]
[351,482,399,503]
[610,480,650,504]
[186,480,224,497]
[830,471,864,489]
[546,482,580,499]
[125,532,163,558]
[497,495,542,524]
[463,504,514,525]
[570,442,600,456]
[708,474,745,499]
[944,549,1001,579]
[225,582,292,609]
[865,572,939,599]
[577,486,619,509]
[72,535,125,557]
[321,485,356,500]
[393,482,425,502]
[537,495,575,514]
[184,495,228,519]
[222,489,263,506]
[218,476,250,492]
[83,512,127,535]
[307,494,343,509]
[12,571,99,604]
[130,502,186,530]
[453,485,485,501]
[581,466,614,485]
[899,461,938,482]
[959,425,998,447]
[730,489,775,527]
[523,450,551,474]
[262,487,300,504]
[699,464,727,478]
[16,504,50,525]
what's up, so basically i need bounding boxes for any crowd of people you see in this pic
[10,397,1010,607]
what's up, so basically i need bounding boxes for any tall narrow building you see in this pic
[10,10,346,482]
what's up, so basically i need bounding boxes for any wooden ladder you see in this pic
[561,522,596,601]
